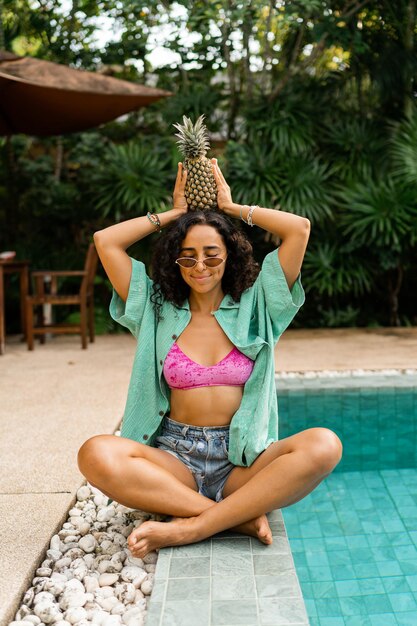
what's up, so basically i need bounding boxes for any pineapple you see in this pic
[173,114,218,211]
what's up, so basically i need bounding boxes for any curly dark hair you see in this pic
[150,211,260,320]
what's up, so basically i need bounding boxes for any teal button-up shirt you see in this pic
[110,247,304,467]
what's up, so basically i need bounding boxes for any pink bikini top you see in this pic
[163,342,254,390]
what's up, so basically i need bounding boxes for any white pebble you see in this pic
[59,590,88,610]
[15,606,32,621]
[79,522,91,536]
[46,548,62,561]
[50,534,62,551]
[114,582,136,604]
[97,596,120,612]
[77,485,91,501]
[99,573,119,587]
[94,494,110,507]
[121,565,145,583]
[103,615,122,626]
[64,535,79,544]
[54,557,72,571]
[83,553,95,569]
[144,563,156,573]
[64,606,87,624]
[95,585,115,599]
[126,555,144,568]
[110,551,126,565]
[140,579,153,595]
[51,572,68,583]
[22,587,35,606]
[33,600,62,623]
[60,528,78,538]
[98,559,112,574]
[69,507,82,516]
[54,622,72,626]
[87,609,108,624]
[78,534,97,553]
[64,578,85,593]
[142,551,158,564]
[84,575,100,593]
[122,606,146,624]
[43,579,65,596]
[33,591,55,605]
[132,571,147,588]
[22,616,41,625]
[111,602,126,615]
[64,547,84,560]
[36,567,52,577]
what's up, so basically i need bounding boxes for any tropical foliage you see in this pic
[1,0,417,330]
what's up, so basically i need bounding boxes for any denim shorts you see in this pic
[154,415,235,502]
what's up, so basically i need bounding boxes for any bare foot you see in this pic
[127,513,273,558]
[127,516,199,558]
[230,514,273,545]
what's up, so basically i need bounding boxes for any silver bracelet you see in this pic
[240,205,248,224]
[247,205,258,227]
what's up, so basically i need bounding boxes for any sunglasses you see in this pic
[175,255,227,269]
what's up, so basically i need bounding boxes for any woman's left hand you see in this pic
[211,158,234,213]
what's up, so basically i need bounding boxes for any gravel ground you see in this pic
[8,428,166,626]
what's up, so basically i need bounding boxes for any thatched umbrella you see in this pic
[0,50,172,135]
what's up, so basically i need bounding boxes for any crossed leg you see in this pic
[77,434,269,543]
[127,427,342,556]
[78,427,342,557]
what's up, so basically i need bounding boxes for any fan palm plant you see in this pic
[96,141,173,221]
[320,117,387,183]
[339,176,417,325]
[276,156,335,223]
[244,97,316,156]
[390,109,417,186]
[303,241,372,298]
[223,140,282,208]
[339,177,416,249]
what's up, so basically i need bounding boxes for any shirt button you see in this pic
[159,360,163,365]
[159,411,164,416]
[172,334,177,340]
[143,434,148,440]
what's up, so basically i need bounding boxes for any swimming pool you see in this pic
[279,373,417,626]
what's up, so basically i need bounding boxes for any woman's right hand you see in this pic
[172,162,188,214]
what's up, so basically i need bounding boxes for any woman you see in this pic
[77,158,342,558]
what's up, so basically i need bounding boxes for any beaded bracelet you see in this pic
[247,205,258,226]
[240,205,258,227]
[146,212,161,232]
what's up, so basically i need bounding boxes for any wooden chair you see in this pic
[25,243,98,350]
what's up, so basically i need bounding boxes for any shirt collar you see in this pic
[177,293,240,311]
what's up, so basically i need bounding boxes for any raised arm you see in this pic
[94,163,188,301]
[211,159,310,290]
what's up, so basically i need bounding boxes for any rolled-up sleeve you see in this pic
[259,248,305,340]
[109,257,153,339]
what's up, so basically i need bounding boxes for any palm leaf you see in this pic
[339,177,417,248]
[303,242,372,297]
[390,110,417,185]
[96,142,172,221]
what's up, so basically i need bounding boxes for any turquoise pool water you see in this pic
[279,375,417,626]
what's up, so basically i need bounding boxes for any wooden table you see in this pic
[0,259,29,355]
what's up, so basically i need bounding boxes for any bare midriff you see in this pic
[167,312,243,427]
[169,385,243,427]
